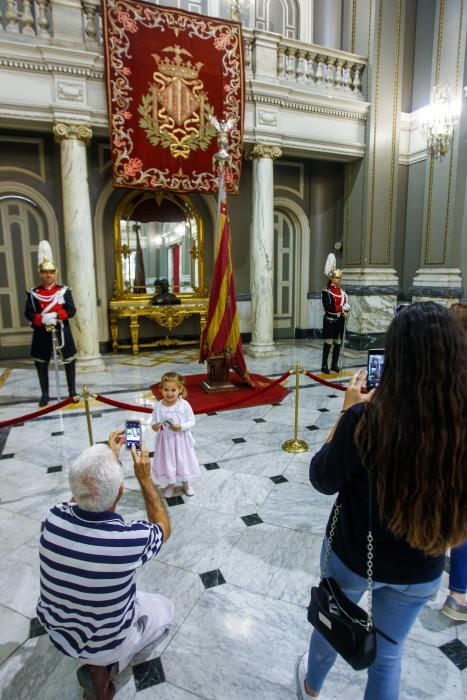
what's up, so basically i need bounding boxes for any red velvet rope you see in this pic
[93,370,291,415]
[0,396,75,429]
[303,369,347,391]
[93,394,152,413]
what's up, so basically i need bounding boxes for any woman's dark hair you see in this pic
[355,302,467,555]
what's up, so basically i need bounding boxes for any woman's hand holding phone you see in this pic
[326,371,375,444]
[343,370,376,410]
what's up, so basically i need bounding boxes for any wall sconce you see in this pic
[422,85,461,159]
[230,0,250,21]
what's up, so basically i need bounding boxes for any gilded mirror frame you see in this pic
[112,190,208,302]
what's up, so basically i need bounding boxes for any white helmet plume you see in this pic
[324,253,337,277]
[37,241,56,272]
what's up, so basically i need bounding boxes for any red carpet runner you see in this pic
[150,373,288,414]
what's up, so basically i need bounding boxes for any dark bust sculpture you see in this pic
[151,278,181,306]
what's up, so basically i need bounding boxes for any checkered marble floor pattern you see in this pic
[0,341,465,700]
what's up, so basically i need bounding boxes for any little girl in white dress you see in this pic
[151,371,200,498]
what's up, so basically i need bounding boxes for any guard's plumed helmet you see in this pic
[38,241,57,273]
[324,253,342,280]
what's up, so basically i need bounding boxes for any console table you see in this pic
[109,300,208,354]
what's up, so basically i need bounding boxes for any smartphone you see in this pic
[125,419,142,450]
[162,419,172,428]
[366,349,385,391]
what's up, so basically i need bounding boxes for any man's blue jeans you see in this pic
[307,540,442,700]
[449,541,467,594]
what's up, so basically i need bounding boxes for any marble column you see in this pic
[411,0,466,306]
[53,121,105,370]
[342,0,403,342]
[247,144,282,358]
[313,0,342,50]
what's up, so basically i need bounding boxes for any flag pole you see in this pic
[209,115,234,238]
[200,116,238,393]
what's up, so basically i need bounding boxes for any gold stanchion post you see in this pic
[282,361,309,453]
[83,385,94,446]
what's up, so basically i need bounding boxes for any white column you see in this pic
[247,144,282,358]
[53,122,105,371]
[313,0,342,50]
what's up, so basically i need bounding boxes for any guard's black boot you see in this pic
[65,360,79,400]
[35,361,49,407]
[331,344,341,373]
[321,344,331,374]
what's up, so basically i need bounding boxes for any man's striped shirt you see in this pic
[37,503,163,659]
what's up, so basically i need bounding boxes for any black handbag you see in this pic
[307,574,376,670]
[307,476,395,671]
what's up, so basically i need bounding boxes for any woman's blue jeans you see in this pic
[307,540,442,700]
[449,541,467,594]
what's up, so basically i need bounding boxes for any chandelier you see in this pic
[422,86,461,158]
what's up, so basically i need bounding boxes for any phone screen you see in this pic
[367,350,385,391]
[125,420,141,450]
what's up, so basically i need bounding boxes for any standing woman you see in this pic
[321,253,350,374]
[299,302,467,700]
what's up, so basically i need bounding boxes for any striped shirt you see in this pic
[37,503,163,659]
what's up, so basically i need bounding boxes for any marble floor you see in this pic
[0,341,465,700]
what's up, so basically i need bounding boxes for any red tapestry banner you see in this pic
[102,0,244,194]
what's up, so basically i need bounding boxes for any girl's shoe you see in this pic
[164,485,174,498]
[182,481,194,496]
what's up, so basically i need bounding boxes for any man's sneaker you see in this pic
[76,664,115,700]
[441,595,467,622]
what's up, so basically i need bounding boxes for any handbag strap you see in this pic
[321,470,374,628]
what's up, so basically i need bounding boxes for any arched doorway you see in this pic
[0,187,60,356]
[273,208,296,338]
[273,200,310,339]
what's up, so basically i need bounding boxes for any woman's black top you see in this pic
[309,402,445,584]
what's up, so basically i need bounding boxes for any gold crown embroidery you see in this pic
[138,45,216,159]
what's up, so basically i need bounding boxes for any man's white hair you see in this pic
[69,443,123,512]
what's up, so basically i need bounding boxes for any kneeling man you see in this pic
[37,430,173,700]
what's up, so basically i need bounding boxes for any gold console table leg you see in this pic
[110,314,119,352]
[130,315,140,354]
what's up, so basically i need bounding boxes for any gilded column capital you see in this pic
[53,122,93,144]
[249,143,282,160]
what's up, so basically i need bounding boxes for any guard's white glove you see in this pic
[42,311,58,326]
[343,303,351,313]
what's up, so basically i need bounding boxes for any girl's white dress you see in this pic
[151,398,200,487]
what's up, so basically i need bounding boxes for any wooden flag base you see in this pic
[201,355,239,394]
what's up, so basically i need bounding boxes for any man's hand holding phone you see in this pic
[108,429,125,459]
[130,444,152,483]
[130,441,172,540]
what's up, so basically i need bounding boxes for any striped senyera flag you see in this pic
[199,193,252,384]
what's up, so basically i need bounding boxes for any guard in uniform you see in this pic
[321,253,350,374]
[24,241,78,406]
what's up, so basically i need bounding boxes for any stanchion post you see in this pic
[282,361,308,453]
[83,385,94,446]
